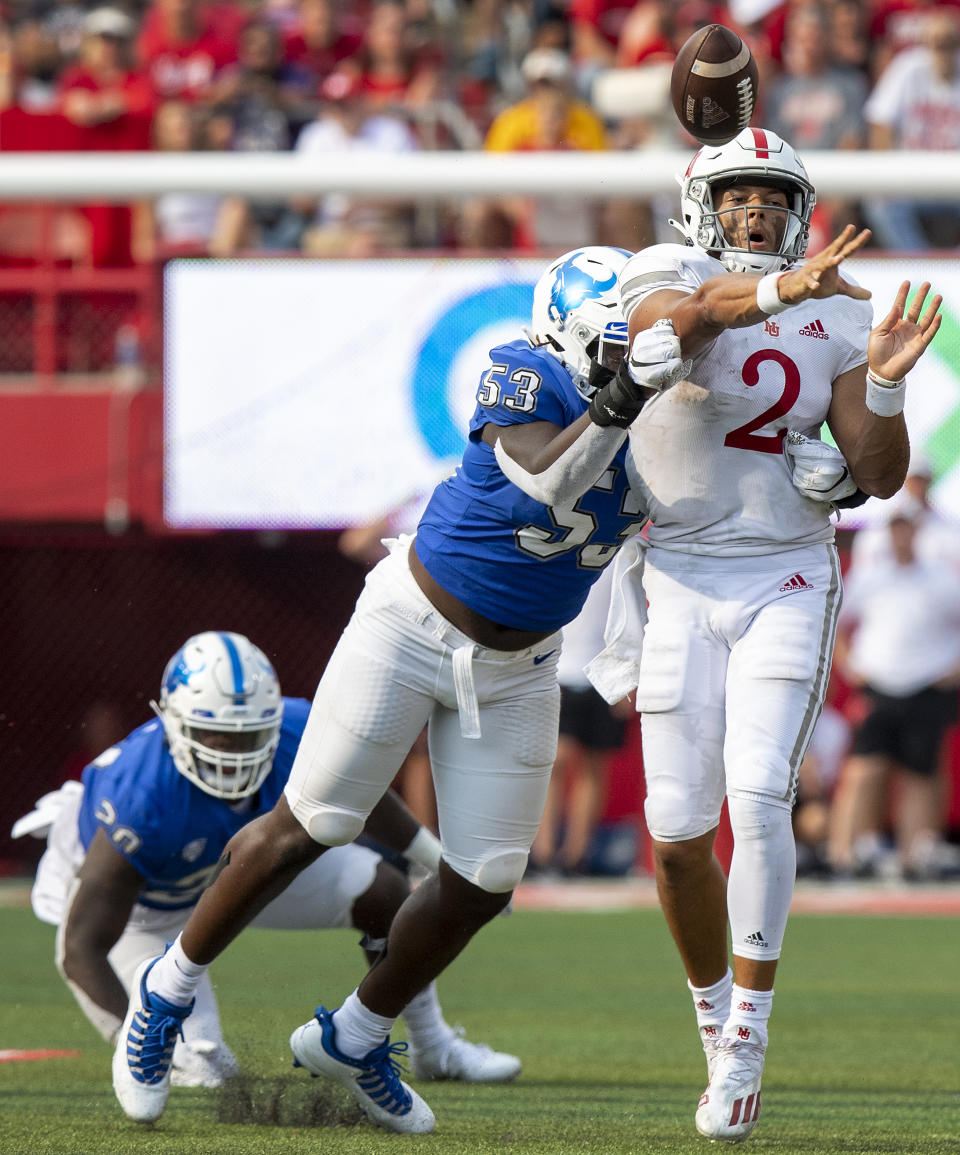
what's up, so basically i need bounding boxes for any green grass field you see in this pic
[3,901,958,1154]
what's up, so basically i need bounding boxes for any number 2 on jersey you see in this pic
[723,349,801,454]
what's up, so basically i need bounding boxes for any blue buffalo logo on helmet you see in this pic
[547,250,620,329]
[530,246,632,400]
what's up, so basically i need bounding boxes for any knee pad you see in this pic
[471,848,529,893]
[727,791,794,843]
[301,806,365,848]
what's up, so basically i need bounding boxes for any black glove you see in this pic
[833,488,870,510]
[587,359,651,428]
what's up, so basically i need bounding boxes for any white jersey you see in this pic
[619,244,872,556]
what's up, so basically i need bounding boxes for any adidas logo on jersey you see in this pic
[799,319,829,339]
[779,573,813,593]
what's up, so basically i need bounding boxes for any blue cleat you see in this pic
[290,1006,435,1133]
[112,956,194,1122]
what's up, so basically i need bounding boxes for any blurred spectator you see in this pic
[862,9,960,250]
[58,8,155,267]
[529,564,631,877]
[0,20,63,111]
[764,5,866,151]
[281,0,363,90]
[613,0,673,70]
[57,699,126,787]
[352,0,443,111]
[793,694,851,878]
[470,47,609,250]
[762,3,866,246]
[132,99,241,260]
[202,19,318,251]
[868,0,960,80]
[293,68,421,256]
[40,0,90,64]
[850,450,960,574]
[567,0,641,96]
[136,0,242,104]
[827,0,871,77]
[208,18,316,148]
[829,497,960,881]
[58,8,154,129]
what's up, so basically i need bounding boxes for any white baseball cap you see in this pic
[85,7,135,38]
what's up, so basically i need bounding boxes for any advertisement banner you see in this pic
[164,255,960,531]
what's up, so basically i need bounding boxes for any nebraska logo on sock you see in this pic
[737,1026,753,1041]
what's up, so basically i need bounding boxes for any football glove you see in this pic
[783,431,860,503]
[588,319,688,428]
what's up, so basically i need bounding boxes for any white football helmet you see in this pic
[671,127,815,274]
[529,246,632,399]
[153,631,283,800]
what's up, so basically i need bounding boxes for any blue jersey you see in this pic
[415,339,644,632]
[77,697,310,910]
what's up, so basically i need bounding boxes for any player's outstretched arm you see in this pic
[59,829,144,1041]
[626,226,873,358]
[828,281,942,498]
[488,323,685,507]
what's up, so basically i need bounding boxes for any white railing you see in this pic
[0,149,955,200]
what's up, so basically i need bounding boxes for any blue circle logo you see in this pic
[411,281,535,459]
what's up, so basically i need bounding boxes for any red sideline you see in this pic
[514,877,960,917]
[0,1049,81,1063]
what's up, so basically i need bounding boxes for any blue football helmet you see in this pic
[153,631,283,800]
[529,246,632,399]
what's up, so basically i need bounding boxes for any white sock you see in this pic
[147,936,206,1007]
[401,983,454,1053]
[332,990,396,1060]
[725,984,773,1048]
[688,968,733,1046]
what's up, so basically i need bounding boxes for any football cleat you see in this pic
[290,1006,435,1134]
[695,1036,766,1143]
[700,1025,724,1082]
[170,1038,239,1088]
[112,956,194,1122]
[408,1026,522,1083]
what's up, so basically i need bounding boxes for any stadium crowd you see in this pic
[0,0,959,262]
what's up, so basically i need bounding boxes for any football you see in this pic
[670,24,758,146]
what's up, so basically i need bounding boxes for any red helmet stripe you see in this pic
[750,128,769,158]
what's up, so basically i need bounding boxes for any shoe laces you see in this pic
[711,1037,765,1087]
[355,1039,413,1114]
[128,1000,187,1085]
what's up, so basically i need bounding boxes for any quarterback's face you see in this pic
[715,183,790,254]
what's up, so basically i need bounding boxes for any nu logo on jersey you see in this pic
[548,251,618,328]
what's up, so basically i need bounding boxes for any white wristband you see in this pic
[865,371,906,417]
[404,826,442,873]
[756,272,789,315]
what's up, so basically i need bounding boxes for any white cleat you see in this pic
[112,956,194,1122]
[170,1039,240,1088]
[290,1006,435,1134]
[695,1036,766,1143]
[408,1027,522,1083]
[700,1025,724,1082]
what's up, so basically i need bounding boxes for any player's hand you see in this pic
[625,319,689,394]
[783,431,859,502]
[777,225,872,305]
[588,320,687,427]
[867,281,943,382]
